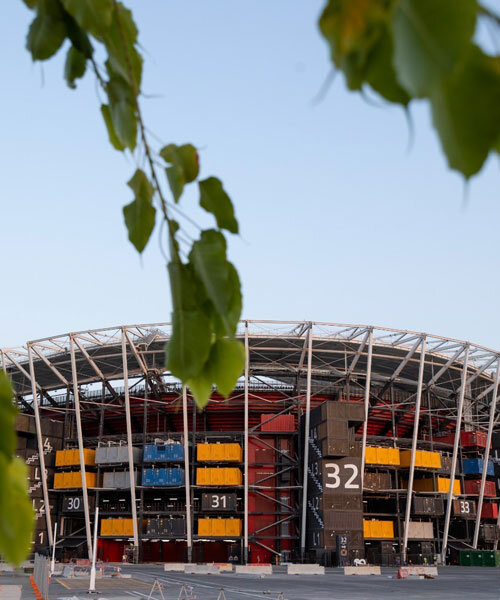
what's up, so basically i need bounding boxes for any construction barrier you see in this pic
[344,566,381,576]
[164,563,187,572]
[184,564,220,575]
[287,564,325,575]
[235,565,273,575]
[397,566,438,578]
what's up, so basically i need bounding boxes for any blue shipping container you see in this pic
[463,458,494,476]
[142,468,156,486]
[165,468,184,486]
[143,445,157,463]
[170,444,184,461]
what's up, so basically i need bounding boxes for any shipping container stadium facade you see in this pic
[3,320,500,566]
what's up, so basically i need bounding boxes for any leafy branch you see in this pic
[23,0,244,412]
[319,0,500,179]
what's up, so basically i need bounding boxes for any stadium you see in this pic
[2,320,500,567]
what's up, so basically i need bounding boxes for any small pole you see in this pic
[89,507,99,594]
[50,521,58,575]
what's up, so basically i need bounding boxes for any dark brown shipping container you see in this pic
[310,401,365,426]
[314,420,350,441]
[363,472,392,491]
[323,510,363,531]
[480,524,500,541]
[412,495,444,516]
[321,493,363,511]
[309,528,364,549]
[310,437,350,459]
[452,498,477,518]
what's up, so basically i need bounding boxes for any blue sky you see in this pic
[2,1,500,350]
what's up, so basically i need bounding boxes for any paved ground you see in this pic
[1,565,500,599]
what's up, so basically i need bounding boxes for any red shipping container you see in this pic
[481,503,499,519]
[464,480,496,497]
[260,414,295,432]
[249,438,274,464]
[461,431,488,448]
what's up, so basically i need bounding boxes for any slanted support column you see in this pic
[121,329,139,557]
[27,345,53,549]
[441,345,470,563]
[360,328,374,488]
[300,323,313,559]
[473,357,500,548]
[182,385,193,562]
[402,336,426,564]
[69,336,93,560]
[244,322,249,564]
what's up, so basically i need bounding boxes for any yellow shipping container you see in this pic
[365,446,400,466]
[211,519,226,537]
[53,472,65,488]
[211,469,225,486]
[365,447,378,464]
[197,444,212,461]
[413,477,460,494]
[55,450,67,467]
[400,450,441,469]
[436,477,461,494]
[224,468,242,485]
[198,518,213,536]
[101,519,114,536]
[196,468,211,485]
[122,519,134,536]
[211,444,226,462]
[225,519,242,536]
[363,519,394,539]
[224,444,242,462]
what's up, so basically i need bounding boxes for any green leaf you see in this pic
[392,0,477,98]
[0,373,16,461]
[364,26,410,105]
[430,46,500,178]
[0,455,35,565]
[165,262,212,380]
[102,2,142,90]
[64,46,86,89]
[160,144,199,183]
[166,166,185,203]
[22,0,38,9]
[60,0,113,39]
[189,229,241,337]
[160,144,199,202]
[100,104,125,151]
[199,177,238,234]
[106,75,137,150]
[186,338,244,407]
[26,0,67,61]
[63,12,94,59]
[123,169,156,252]
[318,0,386,91]
[205,338,245,397]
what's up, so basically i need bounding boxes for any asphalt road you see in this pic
[2,565,500,599]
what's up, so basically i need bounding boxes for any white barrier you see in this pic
[398,566,438,578]
[184,564,220,575]
[235,565,273,575]
[164,563,187,572]
[344,566,381,576]
[0,585,22,600]
[287,564,325,575]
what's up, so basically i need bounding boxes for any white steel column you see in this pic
[473,357,500,548]
[69,336,93,559]
[182,385,193,562]
[402,337,426,563]
[360,329,374,488]
[121,329,139,554]
[27,345,53,548]
[244,322,249,564]
[441,345,470,563]
[300,324,313,557]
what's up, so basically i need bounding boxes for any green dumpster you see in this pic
[482,551,497,567]
[460,550,473,566]
[495,551,500,567]
[471,550,483,566]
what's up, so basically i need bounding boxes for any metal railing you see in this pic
[32,553,50,600]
